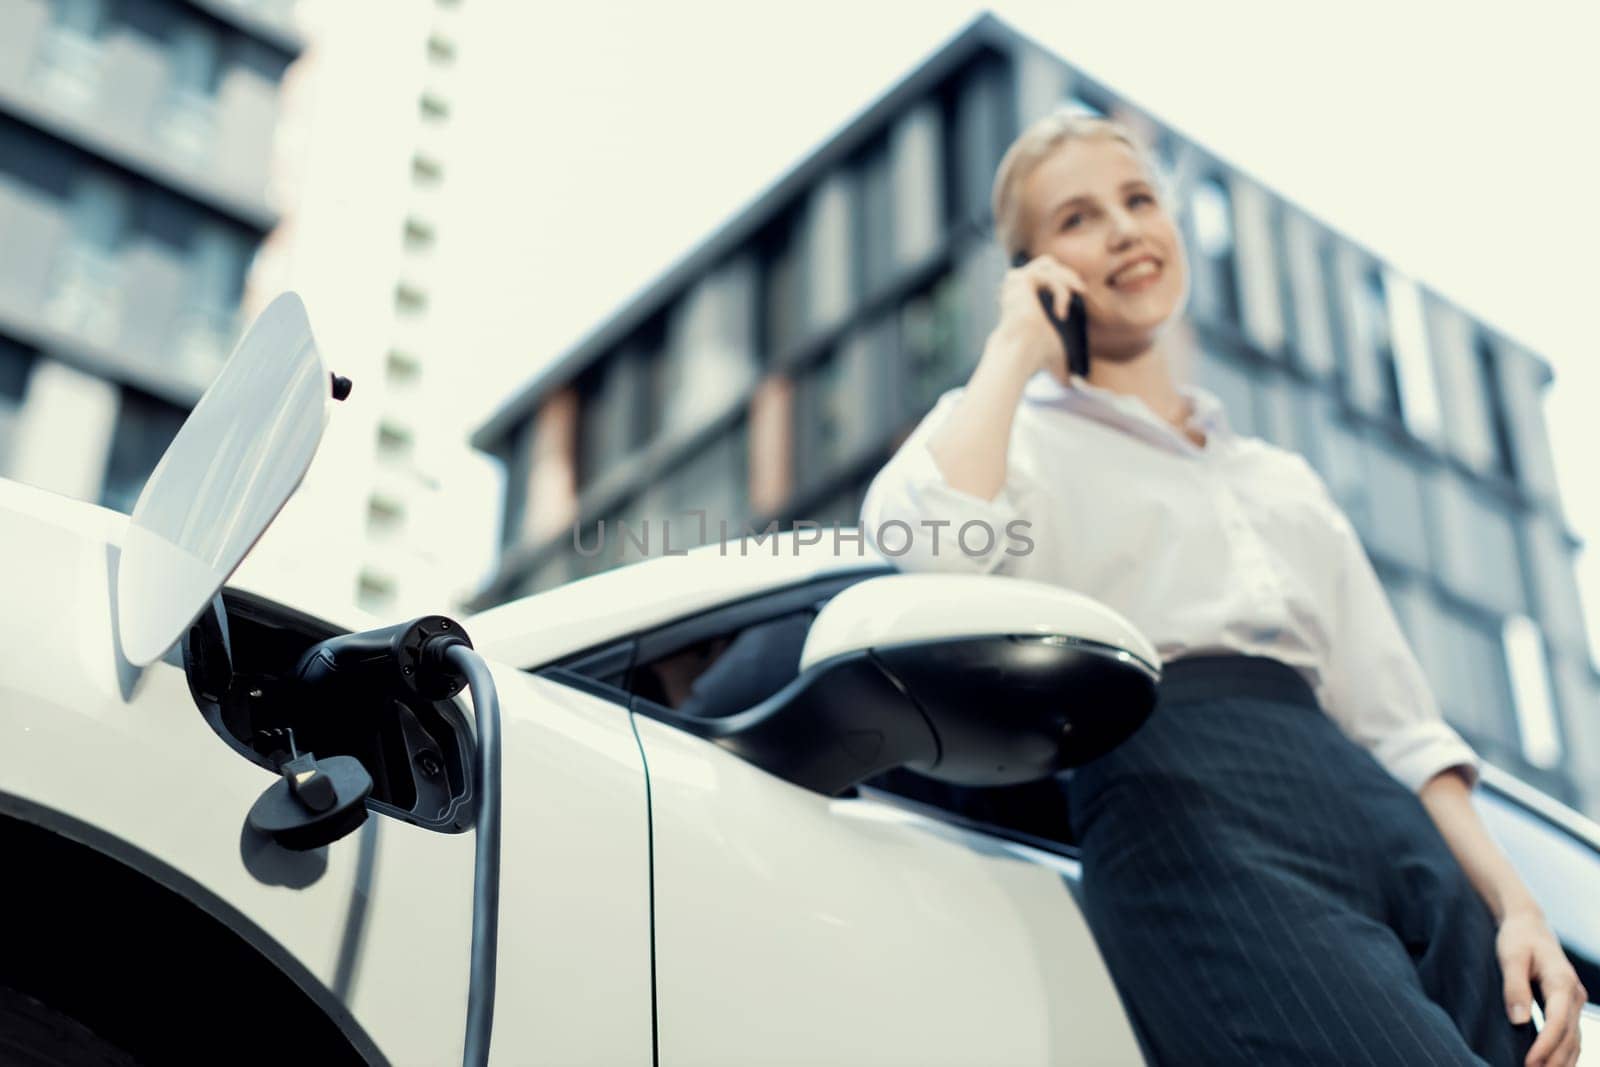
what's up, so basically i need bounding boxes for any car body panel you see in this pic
[469,531,890,669]
[0,478,652,1065]
[7,473,1597,1064]
[634,715,1145,1065]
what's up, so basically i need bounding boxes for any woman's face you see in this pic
[1019,137,1189,350]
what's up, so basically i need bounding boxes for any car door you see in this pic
[0,494,653,1066]
[543,577,1147,1066]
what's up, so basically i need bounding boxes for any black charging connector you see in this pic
[289,616,501,1067]
[293,615,472,703]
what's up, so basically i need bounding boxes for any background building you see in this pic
[0,0,299,510]
[471,15,1599,814]
[0,0,496,625]
[238,0,497,622]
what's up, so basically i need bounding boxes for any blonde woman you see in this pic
[858,109,1585,1066]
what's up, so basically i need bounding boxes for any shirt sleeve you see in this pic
[858,390,1027,576]
[1301,460,1482,793]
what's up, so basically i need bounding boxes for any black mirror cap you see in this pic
[873,635,1160,786]
[650,635,1158,797]
[652,651,941,797]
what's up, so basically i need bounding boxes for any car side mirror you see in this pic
[648,573,1162,796]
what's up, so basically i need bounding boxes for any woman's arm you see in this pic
[925,331,1036,501]
[1419,767,1587,1067]
[858,256,1084,575]
[927,255,1084,500]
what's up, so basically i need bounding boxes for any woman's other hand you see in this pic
[995,254,1086,381]
[1497,909,1587,1067]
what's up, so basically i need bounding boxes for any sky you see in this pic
[435,0,1600,655]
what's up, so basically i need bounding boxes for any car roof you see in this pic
[467,529,892,668]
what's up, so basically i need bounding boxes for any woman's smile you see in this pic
[1108,260,1162,292]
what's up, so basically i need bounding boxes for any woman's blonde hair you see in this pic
[991,108,1175,261]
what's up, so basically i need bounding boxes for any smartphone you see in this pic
[1012,251,1089,378]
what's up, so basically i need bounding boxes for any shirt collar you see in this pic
[1021,368,1233,452]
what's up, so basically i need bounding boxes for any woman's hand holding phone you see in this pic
[922,253,1086,503]
[995,253,1087,383]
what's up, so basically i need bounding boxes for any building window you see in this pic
[1442,611,1518,749]
[159,18,224,160]
[1189,176,1240,325]
[851,135,895,302]
[403,216,437,254]
[411,153,444,187]
[377,420,414,462]
[1431,472,1525,615]
[1503,615,1562,769]
[367,493,405,540]
[1355,265,1404,420]
[1383,271,1442,441]
[1475,333,1519,482]
[395,282,428,317]
[626,331,666,451]
[897,272,965,422]
[1359,438,1430,572]
[1318,240,1351,390]
[48,172,128,345]
[940,53,1013,227]
[795,325,892,493]
[419,92,450,123]
[386,349,421,385]
[796,349,843,483]
[0,336,36,473]
[1195,345,1258,439]
[34,0,110,108]
[426,34,457,66]
[757,210,806,362]
[657,423,748,527]
[576,354,646,490]
[357,569,397,613]
[0,337,33,404]
[179,224,250,372]
[99,388,189,514]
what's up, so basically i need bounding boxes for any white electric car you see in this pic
[1,294,1595,1066]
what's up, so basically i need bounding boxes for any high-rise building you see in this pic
[470,15,1599,815]
[240,0,497,622]
[0,0,300,510]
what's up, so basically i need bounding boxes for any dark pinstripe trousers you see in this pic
[1066,654,1537,1066]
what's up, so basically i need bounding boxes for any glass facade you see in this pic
[0,0,293,510]
[0,336,34,470]
[896,271,965,423]
[1355,264,1404,420]
[471,24,1596,814]
[97,386,187,514]
[851,134,896,303]
[794,325,893,495]
[758,209,806,362]
[941,53,1013,228]
[1475,333,1520,482]
[1188,176,1240,326]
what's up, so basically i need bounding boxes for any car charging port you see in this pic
[290,616,502,1067]
[182,593,475,833]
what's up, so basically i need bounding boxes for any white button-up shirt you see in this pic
[858,368,1479,794]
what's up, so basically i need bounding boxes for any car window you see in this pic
[632,610,814,717]
[861,768,1079,853]
[543,568,1081,853]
